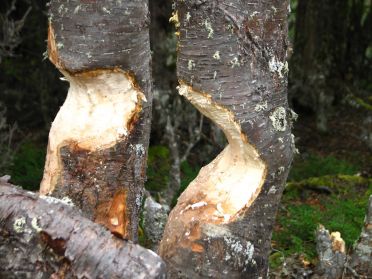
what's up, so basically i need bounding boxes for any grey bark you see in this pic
[159,1,294,278]
[143,195,169,251]
[0,182,166,279]
[314,225,346,279]
[42,0,153,241]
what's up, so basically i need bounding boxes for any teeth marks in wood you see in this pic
[158,84,267,275]
[159,1,292,277]
[40,69,145,194]
[42,0,152,241]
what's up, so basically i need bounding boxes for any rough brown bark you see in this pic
[158,1,293,278]
[40,0,152,241]
[0,182,165,279]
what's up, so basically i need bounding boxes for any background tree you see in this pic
[289,0,371,132]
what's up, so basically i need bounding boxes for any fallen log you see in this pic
[0,182,165,279]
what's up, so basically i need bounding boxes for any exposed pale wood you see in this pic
[41,0,153,241]
[159,1,293,278]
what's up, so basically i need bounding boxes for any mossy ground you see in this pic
[270,157,372,271]
[4,120,371,269]
[6,145,371,244]
[7,141,45,191]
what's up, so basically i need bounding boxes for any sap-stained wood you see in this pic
[42,0,153,241]
[159,1,293,278]
[0,183,166,279]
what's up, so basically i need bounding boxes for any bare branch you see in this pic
[0,0,32,62]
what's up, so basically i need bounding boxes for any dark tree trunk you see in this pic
[290,0,371,132]
[345,0,371,81]
[0,182,165,279]
[40,0,152,241]
[158,1,293,278]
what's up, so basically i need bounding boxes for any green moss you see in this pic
[353,96,372,110]
[171,160,199,207]
[286,174,370,196]
[273,174,371,263]
[145,145,170,193]
[269,251,285,269]
[10,142,46,191]
[273,204,321,259]
[288,154,359,181]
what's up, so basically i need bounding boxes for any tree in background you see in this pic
[290,0,371,132]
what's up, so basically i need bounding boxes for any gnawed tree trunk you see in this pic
[40,0,152,241]
[0,182,165,279]
[159,1,293,278]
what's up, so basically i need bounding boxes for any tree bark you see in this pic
[158,1,293,278]
[350,195,372,277]
[40,0,152,241]
[0,182,165,279]
[314,225,346,279]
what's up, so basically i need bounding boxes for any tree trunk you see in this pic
[158,1,293,278]
[0,182,165,279]
[40,0,152,241]
[290,0,350,132]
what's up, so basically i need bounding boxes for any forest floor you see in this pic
[3,99,371,278]
[269,102,372,278]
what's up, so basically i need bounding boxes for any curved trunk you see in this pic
[159,1,293,278]
[40,0,152,241]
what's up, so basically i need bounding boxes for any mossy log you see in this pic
[0,182,165,279]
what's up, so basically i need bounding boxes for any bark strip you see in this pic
[41,0,152,241]
[0,182,165,279]
[159,1,293,278]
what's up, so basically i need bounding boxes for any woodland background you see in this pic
[0,0,371,276]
